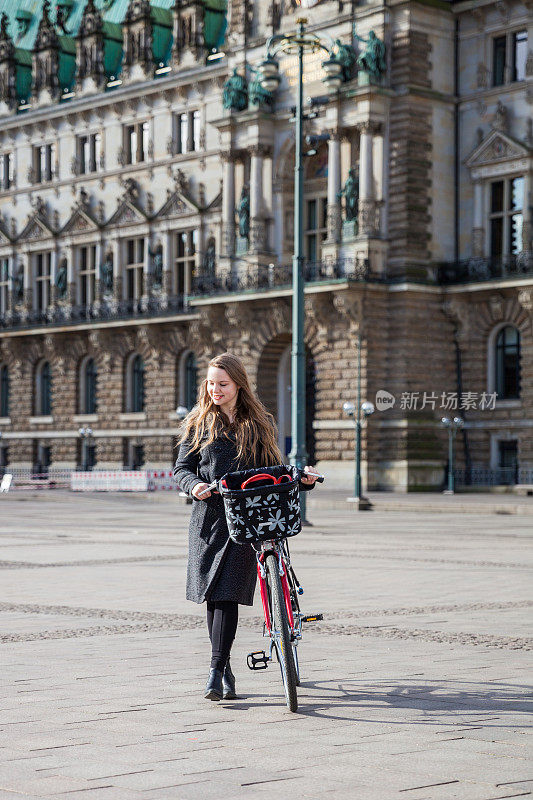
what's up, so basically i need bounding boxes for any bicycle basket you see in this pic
[218,464,301,544]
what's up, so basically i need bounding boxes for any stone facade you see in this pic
[0,0,531,490]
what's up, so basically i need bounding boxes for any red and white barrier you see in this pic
[71,471,149,492]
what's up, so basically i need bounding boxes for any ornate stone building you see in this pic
[0,0,531,489]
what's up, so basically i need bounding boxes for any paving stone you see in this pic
[0,495,531,799]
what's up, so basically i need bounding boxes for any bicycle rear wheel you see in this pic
[265,553,298,712]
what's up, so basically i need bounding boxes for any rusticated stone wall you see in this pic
[388,28,433,279]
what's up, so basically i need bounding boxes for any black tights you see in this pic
[206,600,239,671]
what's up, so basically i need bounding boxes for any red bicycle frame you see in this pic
[257,549,294,635]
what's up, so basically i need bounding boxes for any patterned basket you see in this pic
[218,464,301,544]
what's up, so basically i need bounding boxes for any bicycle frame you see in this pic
[254,540,302,656]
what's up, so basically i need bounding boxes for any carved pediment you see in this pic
[0,221,11,245]
[61,206,99,235]
[465,130,530,169]
[18,215,54,242]
[156,190,199,220]
[106,200,148,227]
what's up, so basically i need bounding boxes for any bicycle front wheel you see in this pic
[265,553,298,712]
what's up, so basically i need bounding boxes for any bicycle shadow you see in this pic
[227,678,533,724]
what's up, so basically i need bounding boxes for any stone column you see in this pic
[23,253,32,313]
[249,145,267,253]
[50,247,58,304]
[162,230,173,298]
[67,245,76,307]
[112,238,122,309]
[473,180,484,257]
[358,122,379,237]
[326,132,342,242]
[522,169,532,253]
[141,234,151,311]
[221,152,236,257]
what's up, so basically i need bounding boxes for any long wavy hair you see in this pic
[178,352,283,467]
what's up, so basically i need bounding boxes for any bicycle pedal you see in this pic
[247,650,269,670]
[301,613,323,623]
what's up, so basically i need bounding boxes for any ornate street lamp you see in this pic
[441,416,464,494]
[257,19,343,520]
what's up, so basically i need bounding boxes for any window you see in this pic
[33,143,56,183]
[304,197,327,262]
[78,133,101,174]
[35,360,52,416]
[173,230,196,295]
[489,177,524,258]
[173,111,201,154]
[0,364,8,417]
[0,153,13,190]
[132,355,144,412]
[185,352,197,409]
[126,354,145,413]
[78,244,97,306]
[0,444,8,473]
[33,441,51,476]
[125,121,149,164]
[0,258,9,315]
[492,35,506,86]
[495,326,520,400]
[35,252,52,311]
[512,31,527,82]
[80,357,97,414]
[492,30,527,86]
[125,238,145,301]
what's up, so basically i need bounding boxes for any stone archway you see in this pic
[256,333,316,462]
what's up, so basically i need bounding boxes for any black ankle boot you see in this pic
[222,660,237,700]
[204,668,223,701]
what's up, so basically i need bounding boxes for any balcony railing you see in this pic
[454,467,533,486]
[0,294,191,331]
[437,252,533,285]
[191,258,371,297]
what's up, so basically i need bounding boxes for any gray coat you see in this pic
[173,432,314,606]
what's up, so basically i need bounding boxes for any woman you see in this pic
[173,352,318,701]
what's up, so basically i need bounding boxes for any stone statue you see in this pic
[151,245,163,288]
[55,259,68,299]
[100,251,113,294]
[222,68,248,112]
[14,268,24,303]
[334,39,357,83]
[355,30,386,82]
[237,185,250,239]
[338,167,359,222]
[248,69,274,110]
[203,238,216,275]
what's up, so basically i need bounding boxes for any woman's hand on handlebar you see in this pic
[300,465,321,486]
[192,482,212,500]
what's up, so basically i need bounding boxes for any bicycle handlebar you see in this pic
[196,468,325,497]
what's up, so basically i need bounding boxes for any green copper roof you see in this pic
[0,0,228,106]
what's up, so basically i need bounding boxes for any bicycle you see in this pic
[201,464,324,712]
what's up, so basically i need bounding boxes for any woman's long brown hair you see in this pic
[178,352,283,467]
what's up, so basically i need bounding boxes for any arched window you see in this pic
[185,352,197,410]
[495,325,520,399]
[126,354,145,413]
[35,361,52,416]
[0,364,9,417]
[79,357,97,414]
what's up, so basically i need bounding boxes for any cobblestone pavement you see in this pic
[1,492,532,800]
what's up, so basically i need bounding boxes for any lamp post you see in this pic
[78,426,93,472]
[441,416,464,494]
[342,329,375,509]
[257,19,343,520]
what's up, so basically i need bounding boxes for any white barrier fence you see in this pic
[1,469,180,492]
